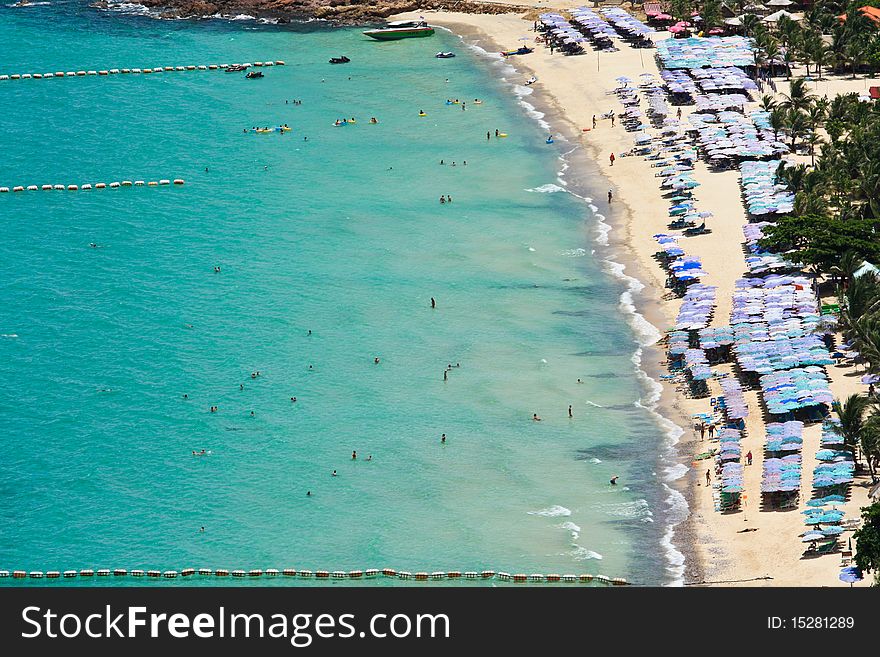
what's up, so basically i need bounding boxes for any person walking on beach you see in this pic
[677,107,682,120]
[708,424,715,439]
[699,421,705,440]
[746,450,752,466]
[705,469,711,485]
[609,152,615,166]
[592,114,597,129]
[608,189,613,204]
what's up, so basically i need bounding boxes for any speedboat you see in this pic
[435,52,455,59]
[501,46,533,57]
[245,71,264,79]
[329,56,351,64]
[363,20,434,40]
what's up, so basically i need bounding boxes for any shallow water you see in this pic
[0,3,672,584]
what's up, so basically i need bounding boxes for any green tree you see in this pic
[853,502,880,583]
[832,394,871,463]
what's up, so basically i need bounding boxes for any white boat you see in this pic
[363,20,435,40]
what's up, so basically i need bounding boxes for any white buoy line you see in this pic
[0,179,185,193]
[0,61,286,81]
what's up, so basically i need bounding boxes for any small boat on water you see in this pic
[435,52,455,59]
[363,20,434,40]
[245,71,264,79]
[225,64,248,73]
[501,46,534,57]
[329,56,350,64]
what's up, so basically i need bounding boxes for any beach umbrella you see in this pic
[839,566,863,586]
[804,517,823,525]
[806,499,828,507]
[821,526,844,537]
[824,495,846,503]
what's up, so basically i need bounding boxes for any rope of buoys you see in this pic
[1,179,184,194]
[0,61,285,82]
[0,567,629,585]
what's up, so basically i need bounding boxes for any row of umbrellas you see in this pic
[741,160,795,216]
[656,36,754,69]
[761,454,801,493]
[685,348,712,380]
[699,325,735,349]
[733,335,834,375]
[569,8,618,47]
[743,222,795,273]
[691,66,758,93]
[690,110,787,160]
[675,282,717,331]
[601,7,656,39]
[719,376,749,419]
[759,367,833,415]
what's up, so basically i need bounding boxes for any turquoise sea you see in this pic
[0,2,677,585]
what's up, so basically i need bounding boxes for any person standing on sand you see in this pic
[699,421,705,440]
[746,450,752,466]
[708,424,715,439]
[609,153,615,166]
[592,115,597,129]
[608,189,613,203]
[705,469,710,485]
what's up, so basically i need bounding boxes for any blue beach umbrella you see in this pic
[821,526,844,536]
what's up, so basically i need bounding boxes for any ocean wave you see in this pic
[557,520,581,540]
[600,499,653,523]
[570,545,603,561]
[525,183,566,194]
[528,505,571,518]
[1,333,19,338]
[560,248,586,257]
[7,1,51,6]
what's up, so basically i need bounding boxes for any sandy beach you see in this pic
[395,5,877,586]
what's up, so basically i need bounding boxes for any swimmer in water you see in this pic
[352,450,357,460]
[183,394,189,399]
[332,470,337,477]
[308,329,312,335]
[533,413,541,421]
[291,396,297,402]
[431,297,436,308]
[374,357,380,364]
[250,411,255,417]
[309,365,314,371]
[443,370,447,381]
[200,527,205,532]
[240,384,244,391]
[184,324,193,329]
[367,455,372,461]
[307,491,311,496]
[441,433,446,443]
[89,243,97,248]
[568,405,573,418]
[610,475,619,485]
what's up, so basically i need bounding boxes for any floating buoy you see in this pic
[147,181,158,186]
[397,571,412,580]
[99,71,108,76]
[0,571,10,578]
[298,570,313,578]
[578,574,592,583]
[512,574,528,583]
[365,569,379,578]
[612,577,628,586]
[348,570,363,579]
[265,568,279,577]
[22,74,32,79]
[13,571,26,579]
[248,569,262,577]
[121,69,131,74]
[27,185,37,191]
[67,185,78,191]
[561,574,577,582]
[547,574,561,582]
[315,570,329,579]
[109,182,120,188]
[208,65,218,70]
[382,568,397,577]
[95,183,106,189]
[198,568,212,576]
[114,569,127,576]
[163,571,178,579]
[275,61,285,65]
[81,184,92,190]
[147,570,161,578]
[143,69,152,74]
[232,570,246,578]
[131,570,145,577]
[0,75,8,81]
[430,572,445,580]
[80,569,94,577]
[110,69,119,74]
[481,570,495,579]
[63,570,77,578]
[29,571,44,579]
[87,70,97,76]
[41,184,52,190]
[53,184,64,190]
[464,572,478,579]
[47,571,60,579]
[528,574,544,582]
[159,179,170,185]
[134,180,145,186]
[414,572,429,581]
[282,569,297,576]
[12,186,24,192]
[332,571,346,579]
[0,188,7,193]
[181,568,195,577]
[447,571,461,579]
[173,179,185,185]
[215,569,229,577]
[97,569,111,577]
[496,572,511,581]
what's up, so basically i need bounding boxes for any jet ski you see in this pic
[435,52,455,59]
[329,56,351,64]
[245,71,264,79]
[226,64,249,73]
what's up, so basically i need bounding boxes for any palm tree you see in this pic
[861,410,880,482]
[787,108,809,150]
[805,132,823,166]
[769,106,788,142]
[780,77,815,113]
[831,394,870,463]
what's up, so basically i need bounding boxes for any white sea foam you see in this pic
[558,521,581,540]
[601,499,654,523]
[0,334,19,338]
[570,546,603,561]
[525,183,566,194]
[528,505,571,518]
[585,400,603,408]
[560,248,586,257]
[589,457,602,464]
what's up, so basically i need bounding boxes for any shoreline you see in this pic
[407,8,875,587]
[429,16,700,586]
